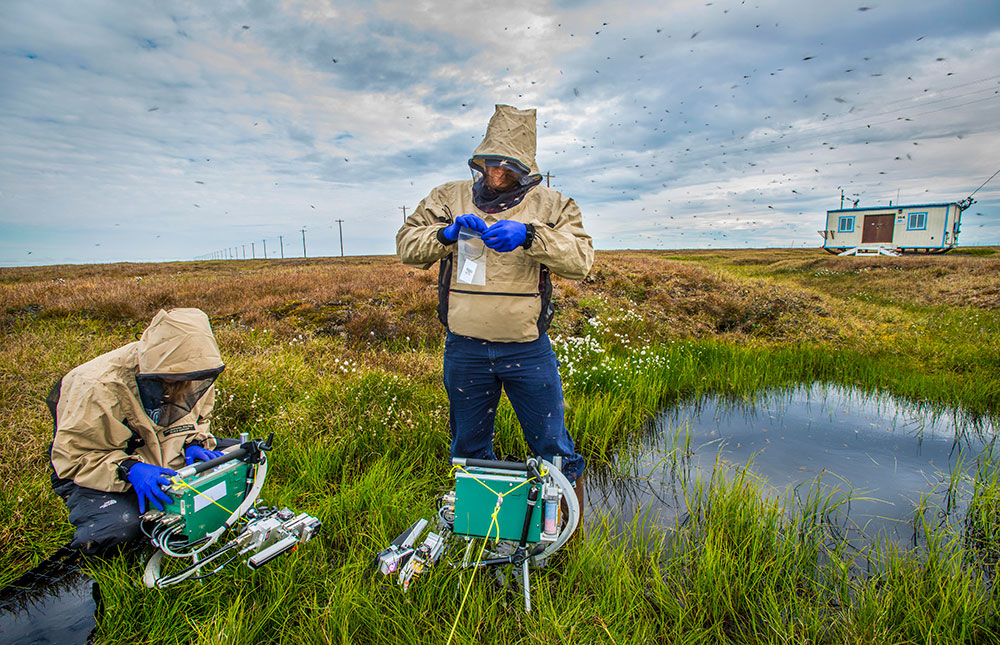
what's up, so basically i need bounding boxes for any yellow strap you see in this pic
[170,476,234,516]
[447,496,501,645]
[446,462,549,643]
[453,464,544,500]
[502,476,535,497]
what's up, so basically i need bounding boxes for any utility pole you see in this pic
[279,235,284,259]
[400,205,408,222]
[335,219,345,257]
[263,239,267,259]
[543,171,555,187]
[301,228,307,258]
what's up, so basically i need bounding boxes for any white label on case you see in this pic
[194,481,227,512]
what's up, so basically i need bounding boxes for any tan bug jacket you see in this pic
[50,308,223,492]
[396,105,594,342]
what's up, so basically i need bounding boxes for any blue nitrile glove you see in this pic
[184,444,225,466]
[126,462,177,513]
[441,213,488,242]
[481,220,527,253]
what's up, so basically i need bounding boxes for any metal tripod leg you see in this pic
[521,560,531,612]
[460,540,474,567]
[456,540,474,598]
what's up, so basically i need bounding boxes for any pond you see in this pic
[586,384,999,548]
[0,552,98,645]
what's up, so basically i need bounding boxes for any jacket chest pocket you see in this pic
[494,248,532,267]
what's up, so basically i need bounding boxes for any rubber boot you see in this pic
[571,471,586,537]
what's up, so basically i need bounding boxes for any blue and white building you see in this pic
[821,201,967,255]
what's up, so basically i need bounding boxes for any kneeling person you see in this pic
[48,308,228,555]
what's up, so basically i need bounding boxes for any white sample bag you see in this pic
[456,227,486,286]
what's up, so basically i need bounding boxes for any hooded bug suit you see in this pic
[396,104,594,483]
[47,308,225,554]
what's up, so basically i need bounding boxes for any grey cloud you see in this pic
[0,0,997,265]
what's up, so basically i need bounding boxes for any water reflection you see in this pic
[587,384,999,548]
[0,548,99,645]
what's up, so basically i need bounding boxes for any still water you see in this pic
[0,568,98,645]
[587,384,999,545]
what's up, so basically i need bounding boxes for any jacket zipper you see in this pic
[451,288,538,298]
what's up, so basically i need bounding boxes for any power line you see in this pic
[664,93,1000,163]
[968,166,1000,199]
[568,75,1000,176]
[673,74,1000,158]
[563,91,999,184]
[750,88,999,146]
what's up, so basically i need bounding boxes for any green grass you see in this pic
[3,250,1000,643]
[951,247,996,257]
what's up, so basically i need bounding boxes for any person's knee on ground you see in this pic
[61,484,142,556]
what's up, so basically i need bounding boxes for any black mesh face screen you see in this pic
[136,372,220,427]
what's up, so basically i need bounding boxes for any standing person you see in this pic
[48,308,228,555]
[396,104,594,514]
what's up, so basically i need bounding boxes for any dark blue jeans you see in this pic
[443,331,585,482]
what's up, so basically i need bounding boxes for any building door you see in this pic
[862,214,894,244]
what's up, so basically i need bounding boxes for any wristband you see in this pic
[522,223,537,250]
[116,458,140,482]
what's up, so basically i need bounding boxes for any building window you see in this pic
[838,216,855,233]
[907,212,927,230]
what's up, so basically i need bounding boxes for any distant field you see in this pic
[2,247,999,644]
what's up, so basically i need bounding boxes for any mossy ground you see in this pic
[2,248,999,643]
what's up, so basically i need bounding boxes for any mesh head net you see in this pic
[136,368,223,427]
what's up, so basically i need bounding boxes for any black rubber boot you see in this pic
[573,471,586,533]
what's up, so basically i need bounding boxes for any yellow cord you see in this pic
[447,496,500,645]
[452,464,544,498]
[170,475,234,516]
[445,462,547,643]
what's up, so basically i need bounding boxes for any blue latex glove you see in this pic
[184,444,225,466]
[482,220,527,252]
[126,462,177,513]
[441,213,488,242]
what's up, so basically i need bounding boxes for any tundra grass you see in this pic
[2,250,1000,643]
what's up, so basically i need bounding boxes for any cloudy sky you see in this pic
[1,0,998,266]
